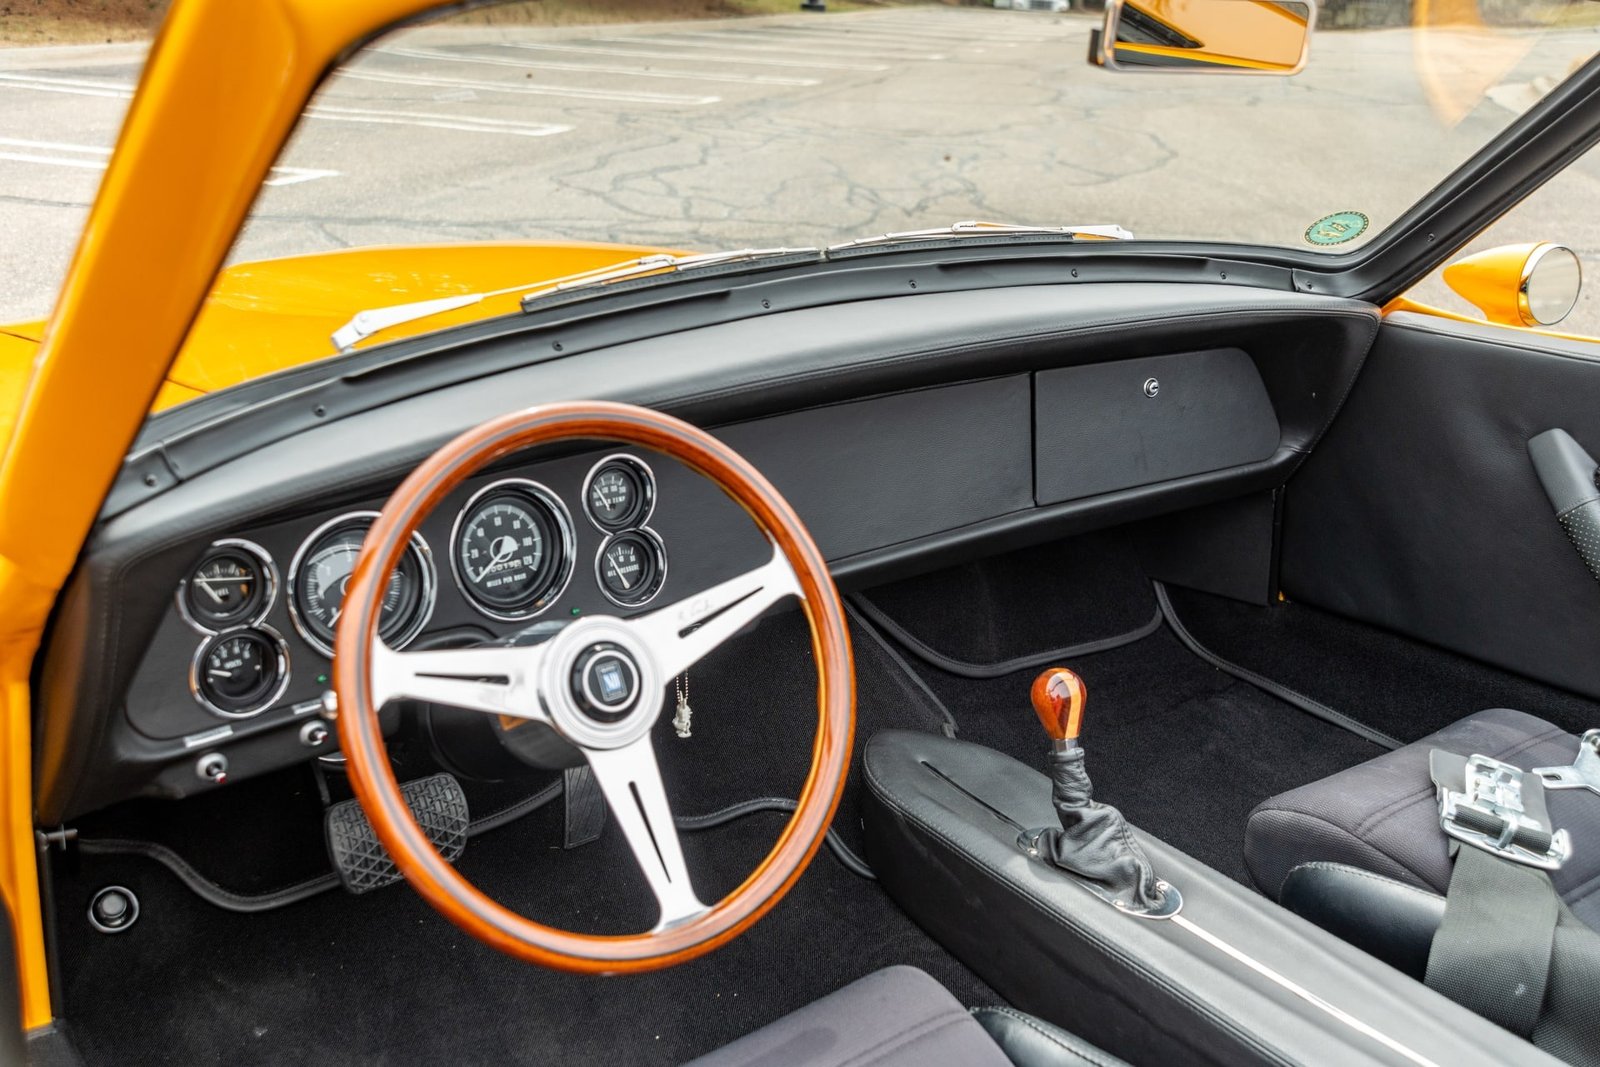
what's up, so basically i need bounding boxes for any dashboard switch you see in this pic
[195,752,229,784]
[299,720,331,748]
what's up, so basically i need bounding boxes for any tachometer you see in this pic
[583,454,654,532]
[452,480,575,620]
[191,626,289,718]
[596,529,667,608]
[289,513,435,656]
[178,539,277,631]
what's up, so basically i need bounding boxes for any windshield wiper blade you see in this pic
[829,220,1133,251]
[330,247,821,352]
[517,247,823,311]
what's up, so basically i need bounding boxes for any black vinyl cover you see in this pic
[861,729,1562,1067]
[1282,313,1600,698]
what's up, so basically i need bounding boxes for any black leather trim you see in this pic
[861,729,1561,1067]
[1279,863,1446,981]
[971,1007,1132,1067]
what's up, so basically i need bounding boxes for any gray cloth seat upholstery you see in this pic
[1244,707,1600,927]
[680,965,1127,1067]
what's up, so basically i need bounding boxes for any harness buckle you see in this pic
[1534,728,1600,798]
[1437,753,1571,871]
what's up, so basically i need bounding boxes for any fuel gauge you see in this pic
[179,540,277,632]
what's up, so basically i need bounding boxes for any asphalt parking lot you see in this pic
[3,6,1600,328]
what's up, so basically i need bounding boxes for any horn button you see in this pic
[571,643,642,723]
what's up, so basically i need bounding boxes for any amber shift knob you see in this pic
[1031,668,1087,747]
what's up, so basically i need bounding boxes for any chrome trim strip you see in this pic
[174,537,279,635]
[182,725,234,749]
[449,478,577,622]
[1170,914,1443,1067]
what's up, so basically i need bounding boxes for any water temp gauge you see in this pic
[583,455,654,532]
[596,529,667,608]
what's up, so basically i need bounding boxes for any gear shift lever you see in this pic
[1021,668,1179,917]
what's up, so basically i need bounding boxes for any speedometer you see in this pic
[289,513,436,656]
[451,480,575,620]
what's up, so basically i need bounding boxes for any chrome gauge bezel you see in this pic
[450,478,577,622]
[594,527,669,609]
[175,538,280,635]
[581,453,657,533]
[189,624,292,719]
[287,510,438,658]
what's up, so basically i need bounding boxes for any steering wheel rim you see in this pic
[332,401,855,973]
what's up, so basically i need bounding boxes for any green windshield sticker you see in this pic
[1304,211,1370,247]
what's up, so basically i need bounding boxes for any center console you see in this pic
[859,675,1560,1067]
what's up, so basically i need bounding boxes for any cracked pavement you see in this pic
[2,6,1599,329]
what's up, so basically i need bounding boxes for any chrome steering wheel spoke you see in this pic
[367,640,549,722]
[584,735,708,930]
[626,546,800,680]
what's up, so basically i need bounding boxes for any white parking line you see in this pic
[498,40,891,72]
[375,46,815,87]
[591,31,945,60]
[341,65,722,104]
[776,20,1050,43]
[302,104,573,135]
[0,137,339,185]
[0,73,576,135]
[746,24,1021,46]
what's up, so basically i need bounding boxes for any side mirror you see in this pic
[1444,243,1583,328]
[1090,0,1314,75]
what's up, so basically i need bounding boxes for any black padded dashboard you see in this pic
[36,282,1379,822]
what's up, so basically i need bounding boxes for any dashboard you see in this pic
[36,282,1382,823]
[126,444,774,775]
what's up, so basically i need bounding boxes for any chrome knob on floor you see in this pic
[89,886,139,934]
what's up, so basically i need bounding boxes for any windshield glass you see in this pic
[249,1,1598,259]
[5,0,1598,330]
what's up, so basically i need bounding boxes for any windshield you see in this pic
[4,0,1599,329]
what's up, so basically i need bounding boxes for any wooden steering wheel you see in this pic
[332,402,854,973]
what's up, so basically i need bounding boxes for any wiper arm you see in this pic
[330,247,821,351]
[829,220,1133,251]
[328,224,1130,352]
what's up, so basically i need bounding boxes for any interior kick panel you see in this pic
[1282,312,1600,699]
[38,283,1379,822]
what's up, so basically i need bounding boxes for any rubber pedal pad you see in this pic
[324,773,469,894]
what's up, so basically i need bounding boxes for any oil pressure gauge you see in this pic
[596,529,667,608]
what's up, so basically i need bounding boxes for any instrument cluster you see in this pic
[174,455,667,721]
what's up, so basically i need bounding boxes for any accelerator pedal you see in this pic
[325,773,470,894]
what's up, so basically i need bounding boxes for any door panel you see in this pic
[1280,311,1600,699]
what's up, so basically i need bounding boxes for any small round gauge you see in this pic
[179,540,276,631]
[583,455,655,532]
[289,514,435,656]
[191,627,289,718]
[596,529,667,608]
[452,480,574,620]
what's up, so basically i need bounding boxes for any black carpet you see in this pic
[914,628,1387,883]
[49,607,989,1066]
[1163,585,1600,742]
[857,533,1157,668]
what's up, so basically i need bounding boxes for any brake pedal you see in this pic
[324,773,469,894]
